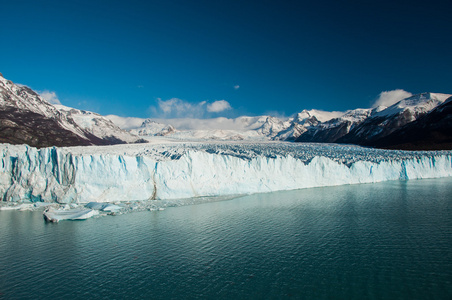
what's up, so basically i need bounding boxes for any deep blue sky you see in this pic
[1,0,451,118]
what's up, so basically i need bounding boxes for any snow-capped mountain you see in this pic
[116,115,293,141]
[294,109,345,123]
[251,116,291,138]
[108,109,346,142]
[4,71,449,150]
[374,92,451,118]
[337,93,452,146]
[55,105,143,144]
[130,119,176,136]
[168,129,262,141]
[0,74,67,120]
[0,73,143,147]
[108,92,452,149]
[372,96,452,150]
[274,111,320,141]
[293,93,452,148]
[295,107,379,143]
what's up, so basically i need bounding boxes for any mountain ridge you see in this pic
[108,91,451,149]
[1,73,450,150]
[334,93,452,147]
[0,73,144,148]
[370,97,452,150]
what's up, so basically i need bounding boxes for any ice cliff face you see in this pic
[1,143,451,203]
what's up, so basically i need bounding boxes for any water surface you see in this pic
[1,178,451,299]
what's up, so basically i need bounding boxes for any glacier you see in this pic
[1,142,451,204]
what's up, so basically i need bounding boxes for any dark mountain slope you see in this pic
[0,107,93,147]
[372,97,452,150]
[0,73,143,148]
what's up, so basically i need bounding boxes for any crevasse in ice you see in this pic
[1,142,451,203]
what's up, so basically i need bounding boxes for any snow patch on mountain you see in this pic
[0,74,143,145]
[0,75,63,118]
[106,115,146,130]
[130,119,176,136]
[375,93,452,118]
[108,92,452,146]
[336,92,452,145]
[117,115,293,141]
[294,109,345,122]
[55,105,142,143]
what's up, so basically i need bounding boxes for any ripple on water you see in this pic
[0,178,451,299]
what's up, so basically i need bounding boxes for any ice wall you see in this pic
[1,144,451,203]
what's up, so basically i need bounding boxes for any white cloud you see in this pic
[207,100,232,113]
[39,90,61,105]
[157,98,205,118]
[149,98,233,118]
[106,115,146,130]
[372,89,412,108]
[151,117,236,130]
[234,85,240,90]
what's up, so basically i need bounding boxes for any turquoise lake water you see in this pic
[1,178,451,299]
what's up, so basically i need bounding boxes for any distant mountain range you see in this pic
[295,93,452,149]
[0,73,144,147]
[1,73,451,150]
[370,97,452,150]
[114,92,451,150]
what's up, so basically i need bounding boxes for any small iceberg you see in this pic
[84,202,123,212]
[0,203,34,211]
[0,204,21,210]
[33,202,54,209]
[1,202,55,211]
[43,208,99,222]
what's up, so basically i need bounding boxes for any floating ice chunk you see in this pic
[0,204,22,210]
[18,203,35,211]
[85,202,123,212]
[33,202,54,208]
[43,208,99,222]
[0,202,54,210]
[0,203,34,210]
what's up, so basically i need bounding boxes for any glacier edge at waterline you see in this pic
[1,143,451,203]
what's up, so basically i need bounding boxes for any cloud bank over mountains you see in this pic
[372,89,413,108]
[136,89,418,131]
[37,87,416,126]
[147,89,413,121]
[38,90,61,105]
[149,98,233,118]
[207,100,231,113]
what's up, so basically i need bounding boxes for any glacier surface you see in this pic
[1,142,451,204]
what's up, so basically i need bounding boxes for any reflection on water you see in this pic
[0,178,451,299]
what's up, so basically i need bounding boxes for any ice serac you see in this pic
[1,143,451,203]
